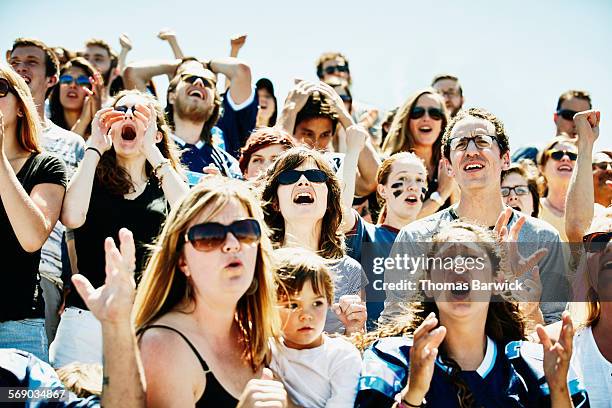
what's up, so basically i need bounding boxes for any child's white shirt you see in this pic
[270,334,362,408]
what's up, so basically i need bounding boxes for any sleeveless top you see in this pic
[138,325,239,407]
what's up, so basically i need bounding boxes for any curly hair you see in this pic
[353,222,527,408]
[95,90,181,195]
[260,147,346,260]
[442,107,510,161]
[238,127,295,174]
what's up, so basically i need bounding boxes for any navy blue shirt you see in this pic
[216,88,258,159]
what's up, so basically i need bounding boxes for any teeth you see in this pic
[189,90,203,98]
[465,164,483,170]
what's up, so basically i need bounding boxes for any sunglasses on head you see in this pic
[582,231,612,253]
[448,134,499,151]
[185,218,261,252]
[592,161,612,171]
[501,185,530,197]
[59,74,91,88]
[557,109,577,121]
[180,74,214,87]
[278,169,328,185]
[548,149,577,161]
[0,78,16,98]
[323,65,349,75]
[410,106,443,121]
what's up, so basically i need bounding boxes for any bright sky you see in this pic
[2,0,610,152]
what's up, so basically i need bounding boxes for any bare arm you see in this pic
[355,137,380,196]
[224,34,247,93]
[158,29,185,60]
[339,126,367,233]
[205,57,252,105]
[123,59,181,92]
[117,34,133,73]
[566,110,599,242]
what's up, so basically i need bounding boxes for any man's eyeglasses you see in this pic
[323,65,349,75]
[0,78,16,98]
[557,109,577,121]
[592,161,612,171]
[501,185,530,197]
[180,74,214,88]
[59,74,92,88]
[448,135,499,151]
[185,219,261,252]
[548,149,578,161]
[410,107,443,121]
[582,231,612,253]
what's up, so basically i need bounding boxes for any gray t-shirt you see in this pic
[380,206,569,324]
[324,255,368,334]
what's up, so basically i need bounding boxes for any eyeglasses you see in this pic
[548,149,578,161]
[180,74,214,87]
[185,218,261,252]
[501,185,530,197]
[448,135,499,151]
[114,105,137,115]
[410,106,443,121]
[323,65,349,75]
[592,162,612,171]
[59,74,92,88]
[278,169,328,185]
[439,89,460,98]
[0,78,16,98]
[557,109,577,121]
[582,231,612,253]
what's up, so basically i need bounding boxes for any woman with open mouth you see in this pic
[49,57,103,139]
[260,147,368,335]
[537,134,578,241]
[354,221,589,407]
[50,89,188,368]
[501,160,542,218]
[381,89,458,218]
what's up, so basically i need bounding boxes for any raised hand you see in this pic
[71,228,136,324]
[89,107,124,153]
[573,110,600,147]
[133,104,161,161]
[236,367,288,408]
[401,312,446,404]
[344,124,368,155]
[436,159,457,201]
[316,81,353,127]
[332,294,367,334]
[537,312,573,397]
[230,34,247,51]
[119,33,132,51]
[157,28,177,42]
[282,80,317,114]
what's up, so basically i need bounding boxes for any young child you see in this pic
[270,247,362,408]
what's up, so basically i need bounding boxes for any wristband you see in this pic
[429,191,444,206]
[153,158,171,182]
[396,393,426,408]
[85,146,103,159]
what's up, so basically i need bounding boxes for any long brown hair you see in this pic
[260,147,346,260]
[134,176,280,371]
[0,64,41,153]
[354,222,526,408]
[381,89,448,167]
[95,90,181,195]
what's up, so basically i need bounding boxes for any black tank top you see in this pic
[138,325,239,407]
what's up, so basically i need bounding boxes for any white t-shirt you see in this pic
[571,326,612,407]
[270,335,362,408]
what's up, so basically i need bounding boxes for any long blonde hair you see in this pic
[134,176,280,371]
[0,64,41,153]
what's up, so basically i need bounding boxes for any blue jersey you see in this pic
[355,336,589,408]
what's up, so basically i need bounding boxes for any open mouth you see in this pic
[450,276,471,300]
[298,326,314,332]
[121,124,137,141]
[293,192,315,205]
[188,89,205,99]
[66,90,78,98]
[404,194,419,204]
[419,126,432,134]
[557,164,573,172]
[463,162,484,172]
[511,206,523,212]
[226,260,243,269]
[21,75,31,84]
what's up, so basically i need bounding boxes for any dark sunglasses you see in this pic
[0,78,16,98]
[114,105,137,115]
[592,162,612,171]
[548,149,578,161]
[278,169,328,185]
[180,74,214,87]
[582,231,612,253]
[59,74,91,88]
[185,218,261,252]
[410,106,443,121]
[323,65,349,75]
[339,94,352,103]
[557,109,577,121]
[501,185,530,197]
[448,135,499,151]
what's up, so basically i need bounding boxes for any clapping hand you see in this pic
[332,294,367,335]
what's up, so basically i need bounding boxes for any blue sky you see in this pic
[2,0,610,151]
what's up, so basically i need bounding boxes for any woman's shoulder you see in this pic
[20,152,67,187]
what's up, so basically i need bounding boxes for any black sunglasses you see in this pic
[410,106,443,121]
[180,74,214,87]
[278,169,328,185]
[114,105,137,115]
[549,149,578,161]
[0,78,16,98]
[185,219,261,252]
[323,65,349,75]
[583,231,612,253]
[557,109,577,121]
[593,161,612,171]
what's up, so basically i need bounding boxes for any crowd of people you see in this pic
[0,30,610,408]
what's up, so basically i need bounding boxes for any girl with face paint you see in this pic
[344,152,428,324]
